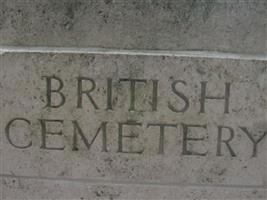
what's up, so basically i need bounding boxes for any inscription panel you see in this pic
[1,53,266,186]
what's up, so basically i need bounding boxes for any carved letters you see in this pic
[4,76,267,157]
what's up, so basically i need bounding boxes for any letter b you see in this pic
[43,76,65,108]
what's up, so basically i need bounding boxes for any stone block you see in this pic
[0,0,266,54]
[1,53,266,195]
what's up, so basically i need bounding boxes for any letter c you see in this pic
[5,118,32,149]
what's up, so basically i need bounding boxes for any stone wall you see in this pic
[0,0,266,199]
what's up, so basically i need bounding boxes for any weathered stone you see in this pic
[1,53,266,193]
[0,0,266,54]
[1,178,266,199]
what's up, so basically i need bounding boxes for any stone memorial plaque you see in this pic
[1,53,266,189]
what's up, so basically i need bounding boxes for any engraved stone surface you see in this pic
[0,0,266,54]
[1,53,266,198]
[1,0,267,199]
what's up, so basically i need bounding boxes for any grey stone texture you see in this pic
[1,0,267,199]
[1,53,266,199]
[1,178,266,200]
[0,0,266,54]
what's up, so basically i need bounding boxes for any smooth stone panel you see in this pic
[0,0,266,54]
[1,53,267,188]
[1,177,266,200]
